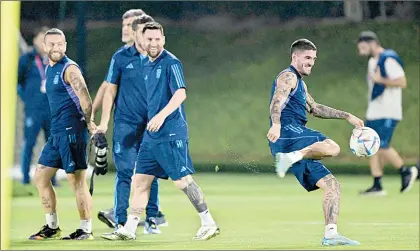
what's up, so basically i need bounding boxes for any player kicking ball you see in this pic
[101,22,219,241]
[267,39,362,246]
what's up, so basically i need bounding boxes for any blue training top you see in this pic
[45,55,86,135]
[142,49,189,142]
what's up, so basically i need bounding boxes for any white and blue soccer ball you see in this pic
[349,127,380,157]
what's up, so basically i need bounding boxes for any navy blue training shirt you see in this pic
[269,65,308,126]
[105,44,148,125]
[45,56,86,135]
[142,49,188,142]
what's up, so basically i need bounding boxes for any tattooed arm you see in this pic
[267,72,297,143]
[304,83,364,127]
[64,65,96,133]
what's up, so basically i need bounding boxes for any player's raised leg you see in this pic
[316,174,360,246]
[267,39,363,246]
[62,169,94,240]
[29,164,61,240]
[276,139,340,178]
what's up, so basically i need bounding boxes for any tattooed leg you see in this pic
[319,174,341,225]
[182,181,208,213]
[174,175,216,226]
[316,174,341,239]
[34,165,58,213]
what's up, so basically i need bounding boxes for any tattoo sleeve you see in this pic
[67,69,93,123]
[321,174,341,224]
[305,85,349,120]
[270,72,297,124]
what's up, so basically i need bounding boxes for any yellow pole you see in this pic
[1,1,21,249]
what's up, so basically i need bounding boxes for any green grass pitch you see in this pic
[10,173,419,250]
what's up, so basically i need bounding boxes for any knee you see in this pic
[325,139,340,156]
[173,175,193,190]
[67,175,85,191]
[134,175,152,192]
[34,166,51,189]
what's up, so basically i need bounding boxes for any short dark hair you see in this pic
[44,28,66,41]
[122,9,146,19]
[142,22,164,35]
[290,39,317,55]
[33,26,50,37]
[132,14,155,31]
[358,30,380,44]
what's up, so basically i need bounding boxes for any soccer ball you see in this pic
[349,127,380,157]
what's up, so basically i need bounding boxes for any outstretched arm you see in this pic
[304,84,364,127]
[267,72,297,143]
[64,64,96,133]
[306,93,349,119]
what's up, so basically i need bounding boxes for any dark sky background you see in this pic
[21,1,345,21]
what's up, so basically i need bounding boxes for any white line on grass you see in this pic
[276,221,419,226]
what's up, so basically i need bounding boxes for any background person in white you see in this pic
[357,31,417,196]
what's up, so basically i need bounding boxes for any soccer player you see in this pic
[95,14,165,234]
[18,26,57,186]
[94,9,167,230]
[267,39,362,246]
[357,31,418,195]
[29,28,96,240]
[102,22,219,241]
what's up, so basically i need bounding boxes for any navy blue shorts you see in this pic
[365,119,398,149]
[269,123,331,192]
[38,129,89,173]
[135,140,195,180]
[112,121,145,173]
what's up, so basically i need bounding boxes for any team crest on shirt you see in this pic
[53,74,60,85]
[156,68,161,79]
